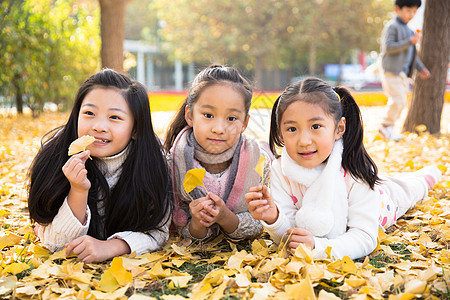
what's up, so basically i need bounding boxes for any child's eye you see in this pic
[83,111,94,116]
[287,127,296,132]
[227,116,237,122]
[204,113,213,119]
[110,115,121,120]
[312,124,321,130]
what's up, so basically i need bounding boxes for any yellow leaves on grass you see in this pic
[68,135,95,156]
[183,168,207,193]
[0,112,449,299]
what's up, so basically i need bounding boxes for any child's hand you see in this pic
[201,192,239,233]
[245,185,278,224]
[419,68,431,79]
[410,32,420,44]
[189,196,215,227]
[200,192,229,226]
[65,235,130,263]
[62,150,91,191]
[285,228,315,252]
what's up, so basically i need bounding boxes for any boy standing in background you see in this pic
[379,0,430,141]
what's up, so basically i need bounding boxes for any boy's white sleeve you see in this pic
[37,198,90,252]
[108,212,170,255]
[261,160,297,244]
[313,182,379,260]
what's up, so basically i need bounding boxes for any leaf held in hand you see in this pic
[254,155,265,179]
[68,135,95,156]
[183,168,206,193]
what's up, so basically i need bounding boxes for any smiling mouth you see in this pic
[95,138,110,143]
[299,151,317,157]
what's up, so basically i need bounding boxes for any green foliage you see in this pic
[150,0,391,77]
[0,0,101,113]
[125,0,159,42]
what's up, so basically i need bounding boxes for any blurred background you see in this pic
[0,0,447,116]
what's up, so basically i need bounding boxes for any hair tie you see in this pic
[334,90,341,102]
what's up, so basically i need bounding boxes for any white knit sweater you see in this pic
[37,148,169,255]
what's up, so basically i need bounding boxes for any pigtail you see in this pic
[269,96,283,157]
[335,87,379,189]
[164,99,189,152]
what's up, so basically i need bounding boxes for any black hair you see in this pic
[395,0,421,8]
[269,77,379,189]
[28,68,172,239]
[164,64,252,151]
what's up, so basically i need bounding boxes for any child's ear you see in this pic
[241,115,250,133]
[335,117,346,140]
[185,105,193,127]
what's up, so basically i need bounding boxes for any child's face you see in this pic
[78,87,134,158]
[395,5,418,24]
[280,101,345,169]
[185,83,249,154]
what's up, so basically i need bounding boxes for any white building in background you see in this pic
[124,40,195,91]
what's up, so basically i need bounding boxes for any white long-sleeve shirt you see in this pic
[37,148,169,255]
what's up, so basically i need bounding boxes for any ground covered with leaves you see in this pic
[0,107,449,299]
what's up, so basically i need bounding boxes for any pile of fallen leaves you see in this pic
[0,112,449,299]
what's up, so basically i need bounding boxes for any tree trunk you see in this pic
[336,56,345,86]
[287,52,295,85]
[403,0,449,135]
[273,67,281,90]
[253,55,264,90]
[13,74,23,114]
[99,0,127,73]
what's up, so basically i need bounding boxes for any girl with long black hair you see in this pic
[28,69,171,263]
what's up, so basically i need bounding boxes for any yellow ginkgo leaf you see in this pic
[99,269,119,293]
[0,236,14,250]
[2,262,30,275]
[109,257,133,286]
[341,256,357,274]
[183,168,207,193]
[167,274,193,289]
[285,277,315,300]
[254,155,265,179]
[65,272,93,284]
[68,135,95,156]
[405,159,414,169]
[0,276,17,294]
[415,124,427,133]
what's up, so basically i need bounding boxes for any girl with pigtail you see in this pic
[245,77,441,260]
[165,65,272,242]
